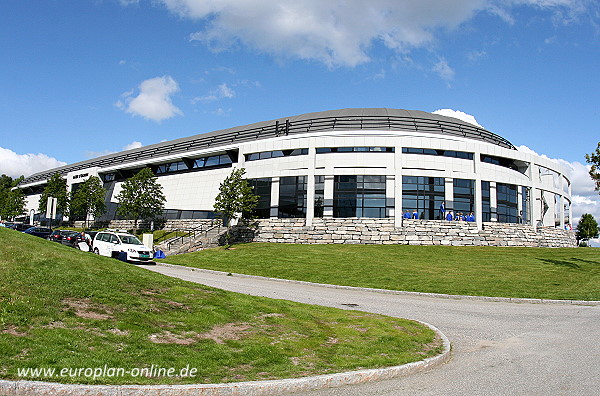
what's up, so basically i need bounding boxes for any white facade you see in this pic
[19,108,571,229]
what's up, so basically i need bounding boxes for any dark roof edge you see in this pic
[19,108,514,186]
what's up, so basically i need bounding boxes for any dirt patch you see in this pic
[62,298,114,320]
[323,336,339,346]
[107,328,130,336]
[43,321,68,329]
[199,323,253,344]
[148,330,198,345]
[2,325,27,337]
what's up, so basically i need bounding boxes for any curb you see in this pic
[155,262,600,306]
[0,323,451,396]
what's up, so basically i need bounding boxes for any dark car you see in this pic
[61,231,87,249]
[12,223,34,232]
[47,230,73,243]
[23,227,52,238]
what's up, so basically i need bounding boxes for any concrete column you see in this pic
[270,177,279,218]
[386,175,395,220]
[517,187,523,224]
[323,175,334,218]
[394,145,403,227]
[489,181,498,222]
[559,173,565,229]
[306,147,316,226]
[475,177,483,230]
[444,178,453,215]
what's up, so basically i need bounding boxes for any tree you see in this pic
[38,173,69,218]
[576,213,599,246]
[116,168,166,232]
[214,168,259,226]
[0,175,26,221]
[213,168,259,246]
[69,176,107,229]
[586,142,600,192]
[0,188,25,221]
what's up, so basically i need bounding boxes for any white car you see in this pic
[93,230,153,262]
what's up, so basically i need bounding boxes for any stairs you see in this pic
[155,222,225,257]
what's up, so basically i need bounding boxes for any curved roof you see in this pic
[19,108,515,186]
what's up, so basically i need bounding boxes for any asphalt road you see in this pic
[143,264,600,396]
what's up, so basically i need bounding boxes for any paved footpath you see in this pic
[144,264,600,396]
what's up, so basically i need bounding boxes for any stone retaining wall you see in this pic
[71,219,216,231]
[230,218,576,248]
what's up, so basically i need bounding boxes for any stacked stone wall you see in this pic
[229,218,576,248]
[71,219,216,231]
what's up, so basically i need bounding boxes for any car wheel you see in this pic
[94,248,100,255]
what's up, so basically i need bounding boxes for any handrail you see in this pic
[165,219,222,251]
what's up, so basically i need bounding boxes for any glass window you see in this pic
[481,181,491,222]
[453,179,474,217]
[481,154,523,173]
[314,176,325,218]
[554,194,562,227]
[248,178,272,219]
[334,175,386,218]
[402,147,473,160]
[317,147,394,154]
[521,186,530,224]
[278,176,307,218]
[103,173,115,182]
[564,199,571,227]
[402,176,445,219]
[205,155,220,167]
[497,183,518,223]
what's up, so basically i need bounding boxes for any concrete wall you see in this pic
[229,218,576,248]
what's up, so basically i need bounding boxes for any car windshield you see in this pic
[118,235,143,245]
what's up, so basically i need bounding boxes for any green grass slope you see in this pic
[160,243,600,300]
[0,228,441,385]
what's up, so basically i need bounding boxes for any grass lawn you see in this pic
[0,228,441,385]
[159,243,600,301]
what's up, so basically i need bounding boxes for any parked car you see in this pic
[85,231,98,241]
[61,231,87,249]
[93,230,153,263]
[23,227,52,239]
[47,230,74,243]
[12,223,34,232]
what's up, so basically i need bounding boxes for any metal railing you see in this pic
[165,219,222,251]
[19,112,516,186]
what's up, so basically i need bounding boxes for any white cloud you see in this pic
[116,76,183,122]
[432,58,455,81]
[433,109,484,127]
[192,83,236,104]
[86,141,145,159]
[154,0,592,68]
[0,147,66,178]
[517,145,600,226]
[123,141,143,151]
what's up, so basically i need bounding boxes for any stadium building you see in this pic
[18,108,574,246]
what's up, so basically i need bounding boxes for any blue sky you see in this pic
[1,0,599,222]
